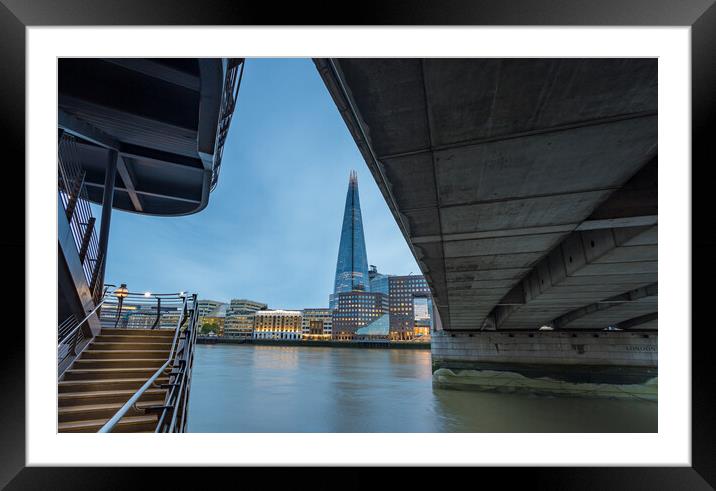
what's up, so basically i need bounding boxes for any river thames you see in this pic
[186,344,657,433]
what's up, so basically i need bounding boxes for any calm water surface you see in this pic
[186,344,657,432]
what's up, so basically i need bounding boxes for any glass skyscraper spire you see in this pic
[333,170,370,295]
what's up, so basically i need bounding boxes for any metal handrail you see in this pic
[156,296,199,432]
[58,285,116,348]
[99,293,196,433]
[210,59,244,191]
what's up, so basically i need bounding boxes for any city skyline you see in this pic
[96,59,421,308]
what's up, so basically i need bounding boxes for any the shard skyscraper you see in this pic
[332,171,370,303]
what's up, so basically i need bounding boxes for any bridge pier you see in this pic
[431,330,657,399]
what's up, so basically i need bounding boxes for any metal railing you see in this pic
[210,58,244,191]
[57,285,115,369]
[58,133,104,304]
[98,292,199,433]
[155,295,199,433]
[99,291,190,330]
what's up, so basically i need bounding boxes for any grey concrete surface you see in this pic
[316,58,657,334]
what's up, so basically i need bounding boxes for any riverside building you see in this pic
[253,310,303,340]
[227,298,268,316]
[224,313,257,338]
[224,298,267,338]
[301,308,333,340]
[200,303,228,336]
[388,275,433,340]
[197,299,226,318]
[332,292,388,340]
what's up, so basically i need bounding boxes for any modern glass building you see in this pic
[355,313,390,339]
[332,171,370,306]
[368,265,389,295]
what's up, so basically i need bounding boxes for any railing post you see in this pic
[88,253,104,301]
[64,170,85,222]
[78,216,96,264]
[69,322,81,356]
[152,297,161,329]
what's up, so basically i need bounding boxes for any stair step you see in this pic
[58,377,169,393]
[63,365,168,381]
[62,367,169,381]
[59,388,166,407]
[89,342,172,351]
[58,414,159,433]
[94,335,177,343]
[73,358,168,369]
[81,350,171,360]
[101,328,175,337]
[58,400,165,423]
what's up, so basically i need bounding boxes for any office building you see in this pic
[227,298,268,316]
[197,299,226,318]
[301,308,333,340]
[389,275,432,340]
[332,291,388,340]
[224,313,256,338]
[224,298,267,338]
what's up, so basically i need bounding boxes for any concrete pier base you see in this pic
[431,330,657,399]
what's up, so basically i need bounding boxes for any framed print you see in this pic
[3,0,714,488]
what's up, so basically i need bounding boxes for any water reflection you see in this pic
[186,344,656,433]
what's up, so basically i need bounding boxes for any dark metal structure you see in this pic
[57,58,243,433]
[58,58,243,329]
[59,58,243,216]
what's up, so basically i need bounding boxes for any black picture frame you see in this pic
[2,0,713,488]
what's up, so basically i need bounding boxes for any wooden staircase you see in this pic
[58,328,175,433]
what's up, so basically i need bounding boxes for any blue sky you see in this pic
[98,58,419,309]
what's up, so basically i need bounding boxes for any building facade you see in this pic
[197,299,226,318]
[226,298,268,316]
[224,298,267,338]
[253,310,303,340]
[301,308,333,340]
[388,275,432,340]
[223,313,256,338]
[368,264,389,295]
[200,303,228,336]
[332,291,388,340]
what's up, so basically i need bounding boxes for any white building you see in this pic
[253,310,302,340]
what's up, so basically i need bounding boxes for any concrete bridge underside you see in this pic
[316,58,658,389]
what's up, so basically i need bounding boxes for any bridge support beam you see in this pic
[550,283,657,330]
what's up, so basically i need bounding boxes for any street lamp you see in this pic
[114,283,129,328]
